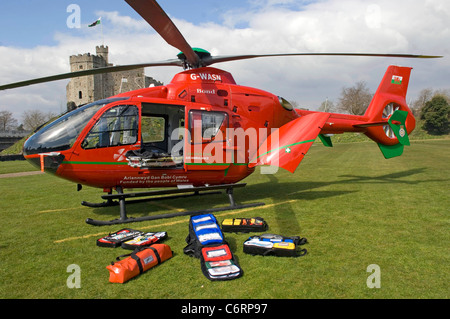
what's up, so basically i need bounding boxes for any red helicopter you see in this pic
[0,0,441,226]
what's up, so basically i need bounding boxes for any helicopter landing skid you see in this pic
[84,183,265,226]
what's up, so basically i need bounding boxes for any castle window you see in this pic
[79,65,83,70]
[78,91,82,99]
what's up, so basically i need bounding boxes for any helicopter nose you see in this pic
[23,151,66,174]
[23,132,67,174]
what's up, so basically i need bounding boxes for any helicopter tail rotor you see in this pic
[357,65,414,158]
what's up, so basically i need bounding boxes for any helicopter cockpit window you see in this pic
[23,97,129,156]
[188,110,228,143]
[82,105,138,149]
[278,96,294,111]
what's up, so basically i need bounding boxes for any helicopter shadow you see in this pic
[87,175,353,232]
[336,167,430,184]
[88,167,431,235]
[225,167,433,235]
[237,174,356,236]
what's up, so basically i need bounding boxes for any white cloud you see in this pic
[95,10,149,32]
[0,0,448,122]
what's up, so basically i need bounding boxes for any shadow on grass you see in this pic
[338,167,428,184]
[84,167,428,233]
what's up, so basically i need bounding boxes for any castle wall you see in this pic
[66,52,109,106]
[66,45,162,110]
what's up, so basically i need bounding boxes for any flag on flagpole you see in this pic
[88,18,101,27]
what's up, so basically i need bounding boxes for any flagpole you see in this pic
[100,17,104,46]
[88,18,103,45]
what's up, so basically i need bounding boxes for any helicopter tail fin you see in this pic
[359,65,415,158]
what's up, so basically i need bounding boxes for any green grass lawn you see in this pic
[0,140,448,299]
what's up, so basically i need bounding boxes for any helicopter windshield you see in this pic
[23,97,129,155]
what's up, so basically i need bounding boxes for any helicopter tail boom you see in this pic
[249,112,330,173]
[251,65,415,173]
[314,65,415,158]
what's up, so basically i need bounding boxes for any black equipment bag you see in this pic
[121,231,168,250]
[243,233,308,257]
[96,228,143,248]
[184,214,242,281]
[221,217,268,233]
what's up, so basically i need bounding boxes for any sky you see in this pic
[0,0,449,122]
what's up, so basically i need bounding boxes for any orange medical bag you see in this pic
[106,244,172,283]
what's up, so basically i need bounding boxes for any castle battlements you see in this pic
[66,45,162,110]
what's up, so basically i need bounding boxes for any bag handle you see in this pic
[148,246,162,264]
[297,248,307,257]
[131,252,144,274]
[130,246,162,274]
[110,246,157,267]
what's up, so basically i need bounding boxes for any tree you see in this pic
[420,95,450,135]
[22,110,54,131]
[412,88,433,117]
[67,101,77,112]
[0,110,18,131]
[318,98,336,112]
[337,81,373,115]
[434,89,450,103]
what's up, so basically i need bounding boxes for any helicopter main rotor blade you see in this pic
[1,51,441,91]
[203,52,443,66]
[0,59,182,91]
[125,0,201,68]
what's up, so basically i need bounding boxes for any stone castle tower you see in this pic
[66,45,163,110]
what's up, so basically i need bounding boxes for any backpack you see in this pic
[184,214,243,281]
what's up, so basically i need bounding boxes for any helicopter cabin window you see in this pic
[125,103,185,169]
[141,116,166,144]
[140,103,185,153]
[188,110,228,144]
[82,105,138,149]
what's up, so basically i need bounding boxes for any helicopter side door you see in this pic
[184,107,231,171]
[141,103,184,166]
[126,102,186,169]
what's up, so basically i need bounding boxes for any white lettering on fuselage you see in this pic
[190,73,222,81]
[197,88,216,94]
